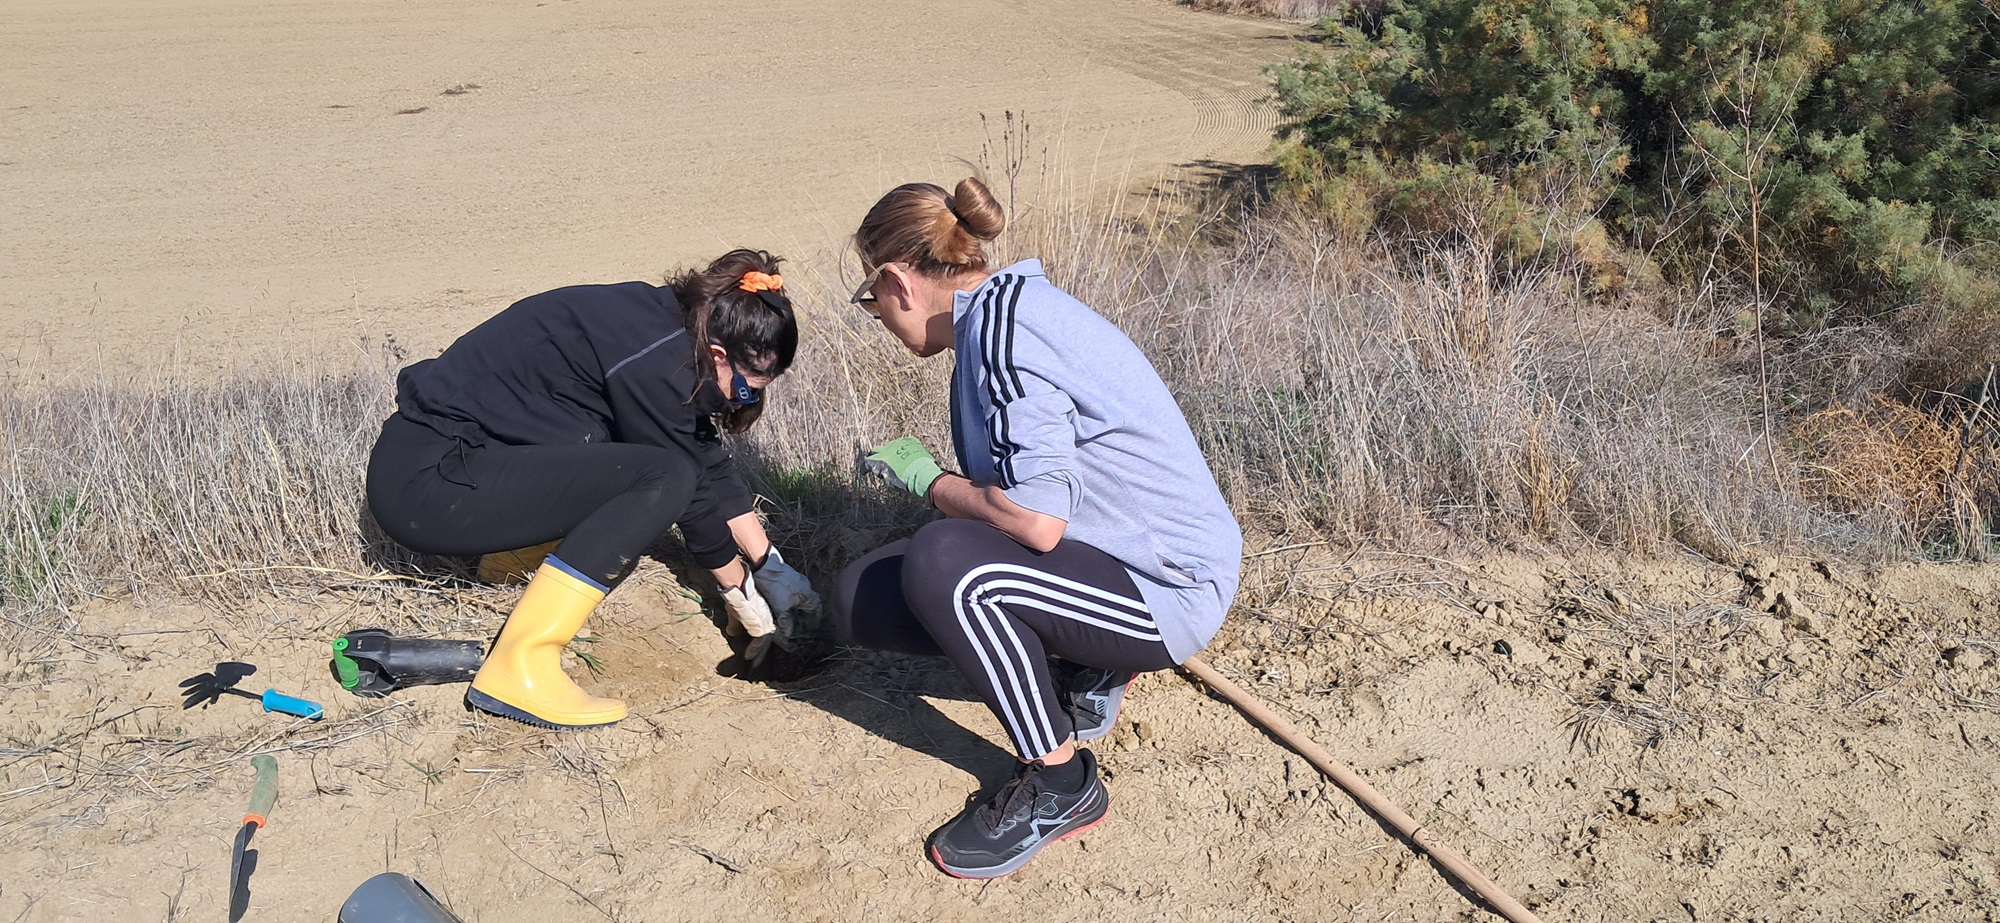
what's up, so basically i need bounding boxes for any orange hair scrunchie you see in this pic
[738,271,784,293]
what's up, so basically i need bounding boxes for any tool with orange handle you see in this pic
[228,754,279,922]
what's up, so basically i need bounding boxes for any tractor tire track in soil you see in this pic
[1065,6,1292,165]
[2,0,1294,375]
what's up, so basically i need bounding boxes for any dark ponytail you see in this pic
[667,248,798,433]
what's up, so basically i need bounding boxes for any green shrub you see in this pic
[1272,0,2000,320]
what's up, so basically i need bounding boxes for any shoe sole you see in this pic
[928,802,1110,880]
[465,688,622,729]
[1072,675,1130,742]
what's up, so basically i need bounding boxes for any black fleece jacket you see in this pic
[394,281,753,563]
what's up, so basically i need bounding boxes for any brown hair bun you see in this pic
[854,176,1006,277]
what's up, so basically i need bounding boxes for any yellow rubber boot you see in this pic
[466,560,627,728]
[478,540,560,585]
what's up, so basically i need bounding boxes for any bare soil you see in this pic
[4,549,1999,921]
[5,2,2000,922]
[1,0,1287,376]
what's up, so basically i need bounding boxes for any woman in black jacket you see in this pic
[366,249,819,728]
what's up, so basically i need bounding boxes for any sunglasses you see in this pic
[849,263,901,318]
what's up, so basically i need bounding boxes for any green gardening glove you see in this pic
[864,437,946,499]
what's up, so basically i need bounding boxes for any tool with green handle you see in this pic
[228,753,279,922]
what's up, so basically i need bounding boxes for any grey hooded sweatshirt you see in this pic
[948,259,1243,662]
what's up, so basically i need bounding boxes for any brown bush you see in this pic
[1793,397,1997,556]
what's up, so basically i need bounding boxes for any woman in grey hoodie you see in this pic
[831,176,1244,879]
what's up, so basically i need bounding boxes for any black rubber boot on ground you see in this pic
[1059,662,1134,742]
[927,749,1109,879]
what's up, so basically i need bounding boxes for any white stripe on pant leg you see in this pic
[959,567,1161,636]
[956,564,1156,755]
[966,564,1151,617]
[952,562,1163,757]
[976,596,1060,757]
[988,597,1061,755]
[956,583,1056,758]
[956,595,1042,758]
[977,581,1161,634]
[990,593,1164,641]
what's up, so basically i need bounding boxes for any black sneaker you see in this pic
[928,749,1109,879]
[1060,663,1134,742]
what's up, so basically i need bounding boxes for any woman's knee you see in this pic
[831,540,943,656]
[899,519,1013,625]
[363,418,433,550]
[623,447,698,492]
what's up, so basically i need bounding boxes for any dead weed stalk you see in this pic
[0,698,418,841]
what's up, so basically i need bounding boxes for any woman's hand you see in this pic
[719,514,818,659]
[720,570,780,667]
[753,548,822,642]
[863,437,946,497]
[862,437,1067,550]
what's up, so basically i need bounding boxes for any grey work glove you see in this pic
[752,548,821,651]
[721,569,779,667]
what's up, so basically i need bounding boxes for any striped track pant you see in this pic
[832,519,1176,759]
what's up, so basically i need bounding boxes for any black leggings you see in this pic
[831,518,1176,760]
[366,414,721,589]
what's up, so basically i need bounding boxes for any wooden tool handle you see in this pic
[1178,656,1546,923]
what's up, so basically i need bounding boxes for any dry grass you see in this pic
[0,697,420,834]
[1793,397,1999,557]
[1184,0,1351,21]
[0,350,464,615]
[4,146,1992,646]
[1548,579,1760,752]
[753,185,1836,562]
